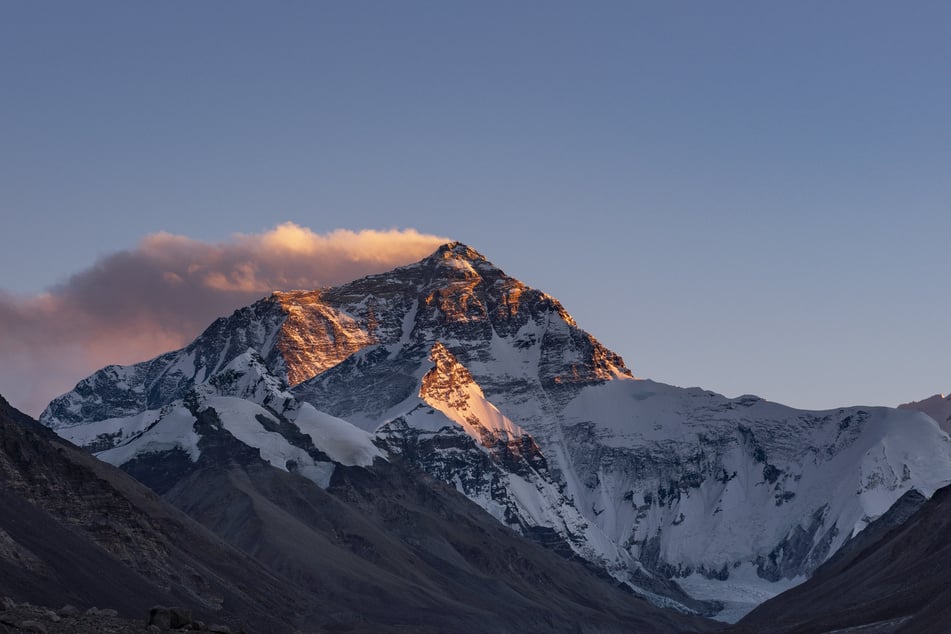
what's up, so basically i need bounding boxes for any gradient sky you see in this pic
[2,2,950,411]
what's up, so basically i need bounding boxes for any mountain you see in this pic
[2,392,714,633]
[730,483,951,633]
[900,393,951,433]
[42,242,951,620]
[0,393,320,632]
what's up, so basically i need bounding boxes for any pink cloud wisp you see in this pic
[0,224,450,416]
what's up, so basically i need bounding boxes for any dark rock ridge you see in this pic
[899,392,951,433]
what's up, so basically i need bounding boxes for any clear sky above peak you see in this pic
[2,2,949,410]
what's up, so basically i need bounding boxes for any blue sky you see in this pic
[2,2,949,410]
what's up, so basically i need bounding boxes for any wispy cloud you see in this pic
[0,224,449,416]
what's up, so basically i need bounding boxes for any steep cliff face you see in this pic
[41,242,951,620]
[271,291,375,386]
[40,291,373,427]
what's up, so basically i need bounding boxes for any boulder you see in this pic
[149,605,194,630]
[17,621,48,634]
[148,606,172,629]
[56,604,80,617]
[169,606,194,629]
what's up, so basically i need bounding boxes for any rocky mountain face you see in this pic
[900,393,951,433]
[42,242,951,621]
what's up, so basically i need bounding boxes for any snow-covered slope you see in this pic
[53,349,381,491]
[41,242,951,620]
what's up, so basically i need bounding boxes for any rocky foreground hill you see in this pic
[729,483,951,633]
[0,599,233,634]
[1,392,711,633]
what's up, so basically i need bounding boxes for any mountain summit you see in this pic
[45,242,629,424]
[41,243,951,621]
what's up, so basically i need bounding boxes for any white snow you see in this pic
[559,379,951,570]
[398,299,419,345]
[423,372,526,441]
[396,403,459,434]
[291,403,383,467]
[56,408,162,448]
[678,562,806,623]
[86,374,374,490]
[98,405,201,465]
[441,257,478,276]
[205,396,339,488]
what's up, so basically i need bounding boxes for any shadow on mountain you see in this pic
[161,414,715,632]
[0,395,314,631]
[1,394,713,632]
[730,484,951,634]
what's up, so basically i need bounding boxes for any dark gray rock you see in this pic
[17,620,48,634]
[169,606,194,629]
[147,605,172,629]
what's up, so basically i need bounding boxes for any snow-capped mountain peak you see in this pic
[38,242,951,621]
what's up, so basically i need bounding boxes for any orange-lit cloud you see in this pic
[0,224,450,417]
